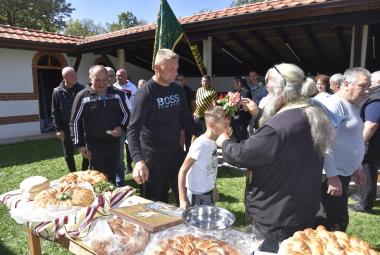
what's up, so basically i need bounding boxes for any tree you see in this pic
[106,11,146,32]
[0,0,74,32]
[230,0,264,7]
[64,19,107,37]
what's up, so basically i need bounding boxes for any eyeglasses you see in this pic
[273,65,287,87]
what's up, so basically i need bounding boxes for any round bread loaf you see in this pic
[20,176,49,193]
[33,185,94,208]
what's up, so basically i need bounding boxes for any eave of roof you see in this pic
[0,0,378,53]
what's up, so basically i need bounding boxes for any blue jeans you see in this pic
[116,131,126,187]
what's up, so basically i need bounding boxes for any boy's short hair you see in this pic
[204,105,227,124]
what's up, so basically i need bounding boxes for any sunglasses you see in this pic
[273,65,287,87]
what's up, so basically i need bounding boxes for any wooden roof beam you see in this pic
[275,27,310,71]
[335,27,350,62]
[302,24,331,69]
[227,32,268,67]
[250,30,285,62]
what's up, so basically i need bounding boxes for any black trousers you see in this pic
[140,146,185,206]
[62,130,89,172]
[125,142,133,168]
[359,161,380,211]
[317,175,351,231]
[87,141,119,185]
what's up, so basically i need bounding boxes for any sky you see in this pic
[68,0,233,25]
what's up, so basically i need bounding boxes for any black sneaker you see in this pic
[349,204,372,214]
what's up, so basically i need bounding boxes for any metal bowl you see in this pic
[182,205,235,230]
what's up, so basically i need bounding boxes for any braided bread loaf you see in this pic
[59,170,107,185]
[151,235,239,255]
[279,225,379,255]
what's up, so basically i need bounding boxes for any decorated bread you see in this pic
[59,170,107,185]
[33,185,94,208]
[91,217,150,255]
[279,225,379,255]
[20,176,50,200]
[151,235,239,255]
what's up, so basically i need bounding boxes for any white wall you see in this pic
[0,100,39,117]
[0,122,40,139]
[186,77,235,92]
[0,48,36,93]
[76,53,99,85]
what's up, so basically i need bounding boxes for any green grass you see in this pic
[0,138,379,254]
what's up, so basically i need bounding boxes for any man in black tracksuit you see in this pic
[52,67,88,172]
[127,49,200,205]
[70,65,130,184]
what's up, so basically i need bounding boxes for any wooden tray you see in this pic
[110,202,183,232]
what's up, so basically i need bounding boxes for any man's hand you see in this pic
[327,176,342,196]
[354,168,367,186]
[79,146,92,160]
[111,126,122,138]
[133,161,149,185]
[240,97,259,116]
[56,131,65,141]
[179,199,190,210]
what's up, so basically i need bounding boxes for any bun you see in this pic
[279,225,379,255]
[151,235,239,255]
[20,176,49,193]
[33,185,94,208]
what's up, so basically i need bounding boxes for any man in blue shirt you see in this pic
[247,70,267,104]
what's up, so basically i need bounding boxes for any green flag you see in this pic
[152,0,184,69]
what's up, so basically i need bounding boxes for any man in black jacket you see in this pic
[52,67,88,172]
[70,65,130,184]
[127,49,200,204]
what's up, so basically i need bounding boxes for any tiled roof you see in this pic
[0,0,329,45]
[0,25,82,44]
[84,0,329,43]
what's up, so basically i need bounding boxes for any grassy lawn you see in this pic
[0,138,379,254]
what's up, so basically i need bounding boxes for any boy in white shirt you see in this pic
[178,106,230,210]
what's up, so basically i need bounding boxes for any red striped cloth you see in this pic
[0,186,134,240]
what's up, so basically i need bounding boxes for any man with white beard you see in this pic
[216,63,333,253]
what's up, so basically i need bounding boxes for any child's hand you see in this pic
[179,199,190,210]
[212,187,219,202]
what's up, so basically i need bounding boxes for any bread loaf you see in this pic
[151,235,239,255]
[33,185,94,208]
[20,176,49,193]
[279,225,380,255]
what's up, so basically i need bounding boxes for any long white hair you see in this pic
[259,63,333,155]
